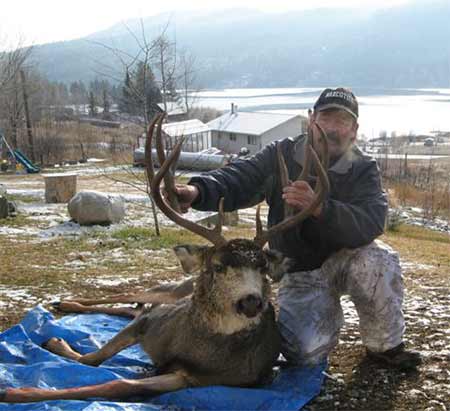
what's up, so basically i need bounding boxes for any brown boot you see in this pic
[366,343,422,371]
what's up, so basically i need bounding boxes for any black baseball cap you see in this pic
[313,87,358,119]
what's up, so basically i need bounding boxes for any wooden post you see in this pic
[43,173,77,203]
[224,210,239,226]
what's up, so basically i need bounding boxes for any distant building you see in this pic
[207,104,307,155]
[157,102,187,121]
[162,119,211,152]
[139,119,211,152]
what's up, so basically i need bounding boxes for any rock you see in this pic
[68,191,125,226]
[7,200,17,216]
[0,196,8,219]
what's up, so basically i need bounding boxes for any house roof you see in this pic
[157,102,187,116]
[207,111,304,136]
[162,119,209,138]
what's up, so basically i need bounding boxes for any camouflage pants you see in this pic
[277,240,405,365]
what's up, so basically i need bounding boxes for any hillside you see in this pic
[29,0,450,88]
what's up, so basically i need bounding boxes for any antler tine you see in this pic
[298,125,313,181]
[308,121,329,196]
[153,112,182,213]
[277,143,290,190]
[277,143,293,219]
[255,204,263,241]
[215,198,225,235]
[148,116,228,248]
[144,113,163,184]
[313,121,329,172]
[309,143,330,195]
[254,143,330,247]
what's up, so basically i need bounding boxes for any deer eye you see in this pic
[260,263,269,275]
[213,263,225,273]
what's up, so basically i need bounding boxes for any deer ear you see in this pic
[173,245,209,273]
[263,249,293,282]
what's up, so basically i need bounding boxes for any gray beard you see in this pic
[327,133,354,163]
[325,131,340,145]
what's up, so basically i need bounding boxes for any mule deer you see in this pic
[1,114,329,403]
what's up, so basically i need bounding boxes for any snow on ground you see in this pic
[7,188,44,199]
[400,260,435,271]
[83,277,139,287]
[0,226,40,236]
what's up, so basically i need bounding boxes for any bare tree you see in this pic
[0,37,31,92]
[153,33,177,113]
[87,20,167,235]
[178,49,198,116]
[86,20,201,235]
[20,69,35,162]
[0,38,32,160]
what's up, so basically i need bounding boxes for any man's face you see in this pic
[312,109,358,159]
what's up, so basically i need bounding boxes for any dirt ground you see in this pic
[0,163,449,411]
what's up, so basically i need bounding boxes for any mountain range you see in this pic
[29,0,450,88]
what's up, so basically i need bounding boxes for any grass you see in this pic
[0,211,448,331]
[382,225,450,281]
[386,223,450,243]
[0,213,31,227]
[112,226,203,249]
[385,166,450,220]
[5,194,40,203]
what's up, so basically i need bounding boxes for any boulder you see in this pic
[68,191,125,226]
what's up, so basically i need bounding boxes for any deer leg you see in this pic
[44,318,140,366]
[54,278,195,311]
[1,371,190,403]
[156,277,195,300]
[53,301,144,318]
[55,293,151,307]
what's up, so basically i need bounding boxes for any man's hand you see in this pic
[282,181,323,218]
[163,184,199,213]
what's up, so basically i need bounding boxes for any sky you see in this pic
[0,0,413,50]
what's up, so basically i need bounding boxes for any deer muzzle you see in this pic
[236,294,264,318]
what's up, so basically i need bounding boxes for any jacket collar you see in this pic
[293,135,357,175]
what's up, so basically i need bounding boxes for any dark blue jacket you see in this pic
[189,135,387,271]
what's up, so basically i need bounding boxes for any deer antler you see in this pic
[254,122,330,247]
[146,113,228,248]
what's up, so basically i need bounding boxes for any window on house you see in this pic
[229,133,236,142]
[247,135,258,145]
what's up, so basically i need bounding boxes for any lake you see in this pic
[194,87,450,140]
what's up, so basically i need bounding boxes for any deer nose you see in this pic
[237,294,263,318]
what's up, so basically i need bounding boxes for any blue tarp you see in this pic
[0,306,326,410]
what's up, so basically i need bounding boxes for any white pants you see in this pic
[277,240,405,365]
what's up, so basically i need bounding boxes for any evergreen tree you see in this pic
[134,61,162,118]
[119,69,135,113]
[102,88,110,114]
[119,64,162,117]
[88,91,97,117]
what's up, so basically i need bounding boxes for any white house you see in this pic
[207,105,308,155]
